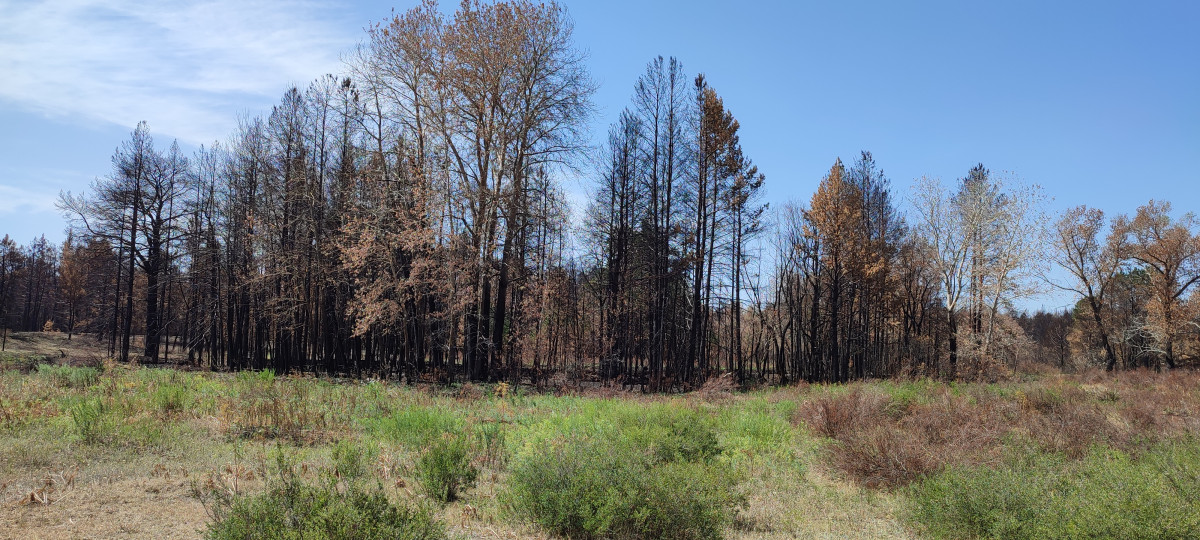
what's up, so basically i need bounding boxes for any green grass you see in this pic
[504,401,747,539]
[714,397,799,470]
[415,433,477,504]
[909,441,1200,539]
[69,396,116,444]
[3,338,1199,540]
[369,405,465,448]
[38,364,101,388]
[202,450,446,540]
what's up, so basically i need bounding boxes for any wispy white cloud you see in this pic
[0,0,355,145]
[0,184,59,215]
[0,165,94,213]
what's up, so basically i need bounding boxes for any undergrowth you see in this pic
[909,440,1200,539]
[505,402,746,539]
[199,449,446,540]
[415,433,477,504]
[795,372,1200,488]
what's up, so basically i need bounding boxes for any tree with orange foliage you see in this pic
[1118,201,1200,368]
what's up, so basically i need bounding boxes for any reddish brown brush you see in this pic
[798,388,890,440]
[795,372,1200,489]
[696,372,738,402]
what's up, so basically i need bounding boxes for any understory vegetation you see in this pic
[2,336,1199,539]
[201,450,446,540]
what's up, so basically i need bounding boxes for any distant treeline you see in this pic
[3,1,1194,387]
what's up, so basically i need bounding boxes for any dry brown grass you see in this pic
[730,466,914,540]
[0,443,226,540]
[217,379,348,445]
[794,371,1200,488]
[1,474,209,539]
[798,387,1008,488]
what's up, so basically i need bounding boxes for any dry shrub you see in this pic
[765,381,809,405]
[1010,382,1123,458]
[68,353,106,369]
[796,388,889,440]
[1076,366,1109,384]
[830,425,936,488]
[801,370,1200,490]
[1007,374,1197,458]
[1113,370,1200,441]
[869,393,1009,487]
[1027,400,1121,458]
[545,370,571,391]
[906,393,1007,454]
[796,388,1003,488]
[452,383,485,402]
[562,383,640,400]
[696,372,737,402]
[1122,395,1165,433]
[958,354,1014,383]
[1014,360,1060,377]
[1019,384,1077,414]
[1117,367,1164,388]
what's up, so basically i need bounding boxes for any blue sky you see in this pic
[1,0,1197,310]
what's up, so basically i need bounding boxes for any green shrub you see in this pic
[638,461,745,539]
[236,368,277,387]
[416,434,478,504]
[474,420,507,467]
[909,442,1200,539]
[153,383,192,415]
[70,397,116,444]
[331,439,375,481]
[39,364,100,388]
[505,406,744,540]
[203,451,445,540]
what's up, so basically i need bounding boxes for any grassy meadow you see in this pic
[1,332,1199,539]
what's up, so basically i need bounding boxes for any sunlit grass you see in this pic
[3,346,1199,539]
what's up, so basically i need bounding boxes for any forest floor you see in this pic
[1,332,1199,539]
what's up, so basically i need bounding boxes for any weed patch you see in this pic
[221,374,338,444]
[39,364,100,388]
[153,383,193,416]
[505,404,745,539]
[415,433,477,504]
[1,351,48,372]
[370,405,464,449]
[69,396,117,444]
[199,450,446,540]
[909,441,1200,539]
